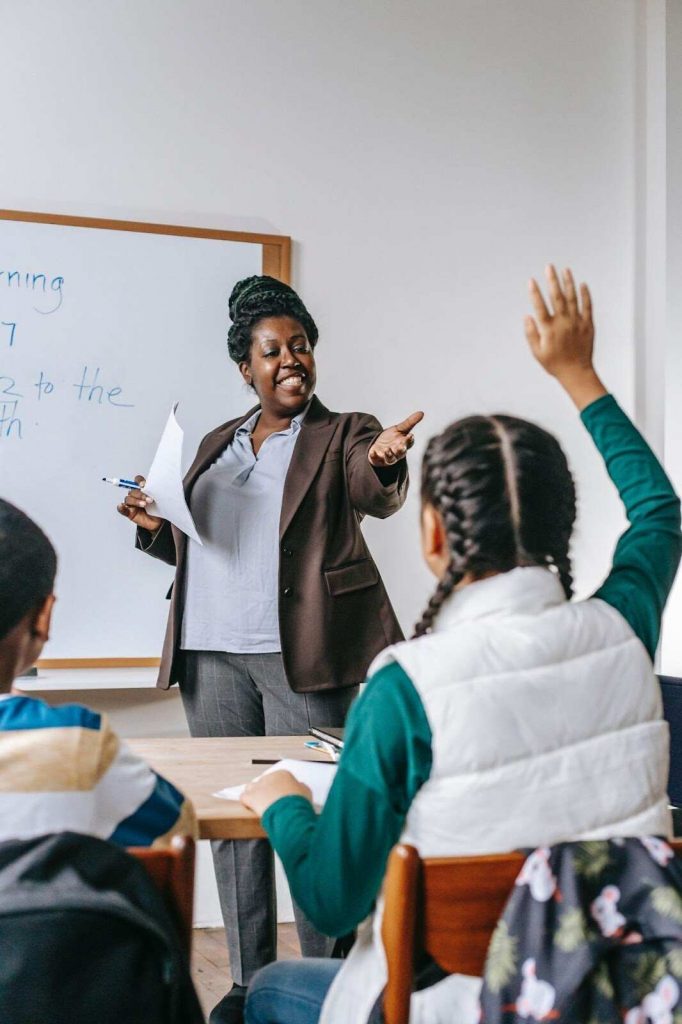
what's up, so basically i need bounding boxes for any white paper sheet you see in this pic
[214,758,337,808]
[144,403,202,544]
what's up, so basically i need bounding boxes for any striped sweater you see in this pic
[0,694,196,847]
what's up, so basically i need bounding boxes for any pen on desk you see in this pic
[304,740,340,761]
[102,477,142,490]
[251,758,327,765]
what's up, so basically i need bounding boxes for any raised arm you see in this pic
[525,266,682,658]
[524,265,606,413]
[583,396,681,658]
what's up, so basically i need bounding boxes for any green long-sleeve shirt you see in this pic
[262,394,682,937]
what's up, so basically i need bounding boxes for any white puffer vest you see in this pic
[320,567,671,1024]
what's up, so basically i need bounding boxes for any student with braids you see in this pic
[117,275,422,1023]
[240,266,682,1024]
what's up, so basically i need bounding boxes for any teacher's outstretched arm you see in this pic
[368,410,424,466]
[346,410,424,518]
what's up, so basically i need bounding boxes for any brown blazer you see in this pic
[138,396,408,693]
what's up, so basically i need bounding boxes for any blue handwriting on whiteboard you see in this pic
[34,371,55,399]
[0,270,64,314]
[1,322,16,347]
[0,400,22,439]
[73,366,134,407]
[0,376,23,399]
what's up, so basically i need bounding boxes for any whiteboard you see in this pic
[0,212,289,662]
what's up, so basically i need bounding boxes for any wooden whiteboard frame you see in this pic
[0,209,291,284]
[0,210,291,670]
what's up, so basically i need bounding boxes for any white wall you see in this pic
[1,0,647,639]
[663,0,682,674]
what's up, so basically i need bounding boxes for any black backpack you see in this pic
[0,831,205,1023]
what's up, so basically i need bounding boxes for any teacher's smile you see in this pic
[276,371,308,391]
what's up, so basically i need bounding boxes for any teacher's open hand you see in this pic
[368,410,424,467]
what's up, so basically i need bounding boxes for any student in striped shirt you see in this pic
[0,499,196,847]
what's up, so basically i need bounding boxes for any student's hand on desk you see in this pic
[240,771,313,818]
[116,475,164,533]
[368,411,424,467]
[525,265,607,411]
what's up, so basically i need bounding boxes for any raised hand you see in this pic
[368,411,424,467]
[116,475,164,533]
[525,266,606,410]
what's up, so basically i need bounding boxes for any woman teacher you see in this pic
[118,276,422,1024]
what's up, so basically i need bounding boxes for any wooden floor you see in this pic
[192,925,301,1016]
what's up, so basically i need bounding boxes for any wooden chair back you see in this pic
[382,839,682,1024]
[128,835,195,956]
[382,844,524,1023]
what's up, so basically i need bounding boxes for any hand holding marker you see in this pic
[102,477,142,490]
[107,474,164,533]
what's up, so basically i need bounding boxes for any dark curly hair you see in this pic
[227,275,319,364]
[0,499,57,641]
[413,415,577,637]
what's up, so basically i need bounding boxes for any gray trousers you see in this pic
[180,650,357,985]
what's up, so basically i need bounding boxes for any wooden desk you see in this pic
[128,736,331,840]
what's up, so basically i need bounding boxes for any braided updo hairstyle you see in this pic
[413,415,577,637]
[227,275,319,364]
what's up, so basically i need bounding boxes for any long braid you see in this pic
[413,414,577,636]
[554,551,574,601]
[413,562,461,638]
[411,424,506,638]
[503,412,577,601]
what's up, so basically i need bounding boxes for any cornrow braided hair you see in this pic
[413,414,577,638]
[227,275,319,364]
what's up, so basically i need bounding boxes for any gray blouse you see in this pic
[180,404,309,654]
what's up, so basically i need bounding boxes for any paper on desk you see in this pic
[145,403,202,545]
[214,758,337,808]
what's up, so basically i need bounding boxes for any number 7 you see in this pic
[1,322,16,348]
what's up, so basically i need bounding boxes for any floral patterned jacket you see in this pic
[480,837,682,1024]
